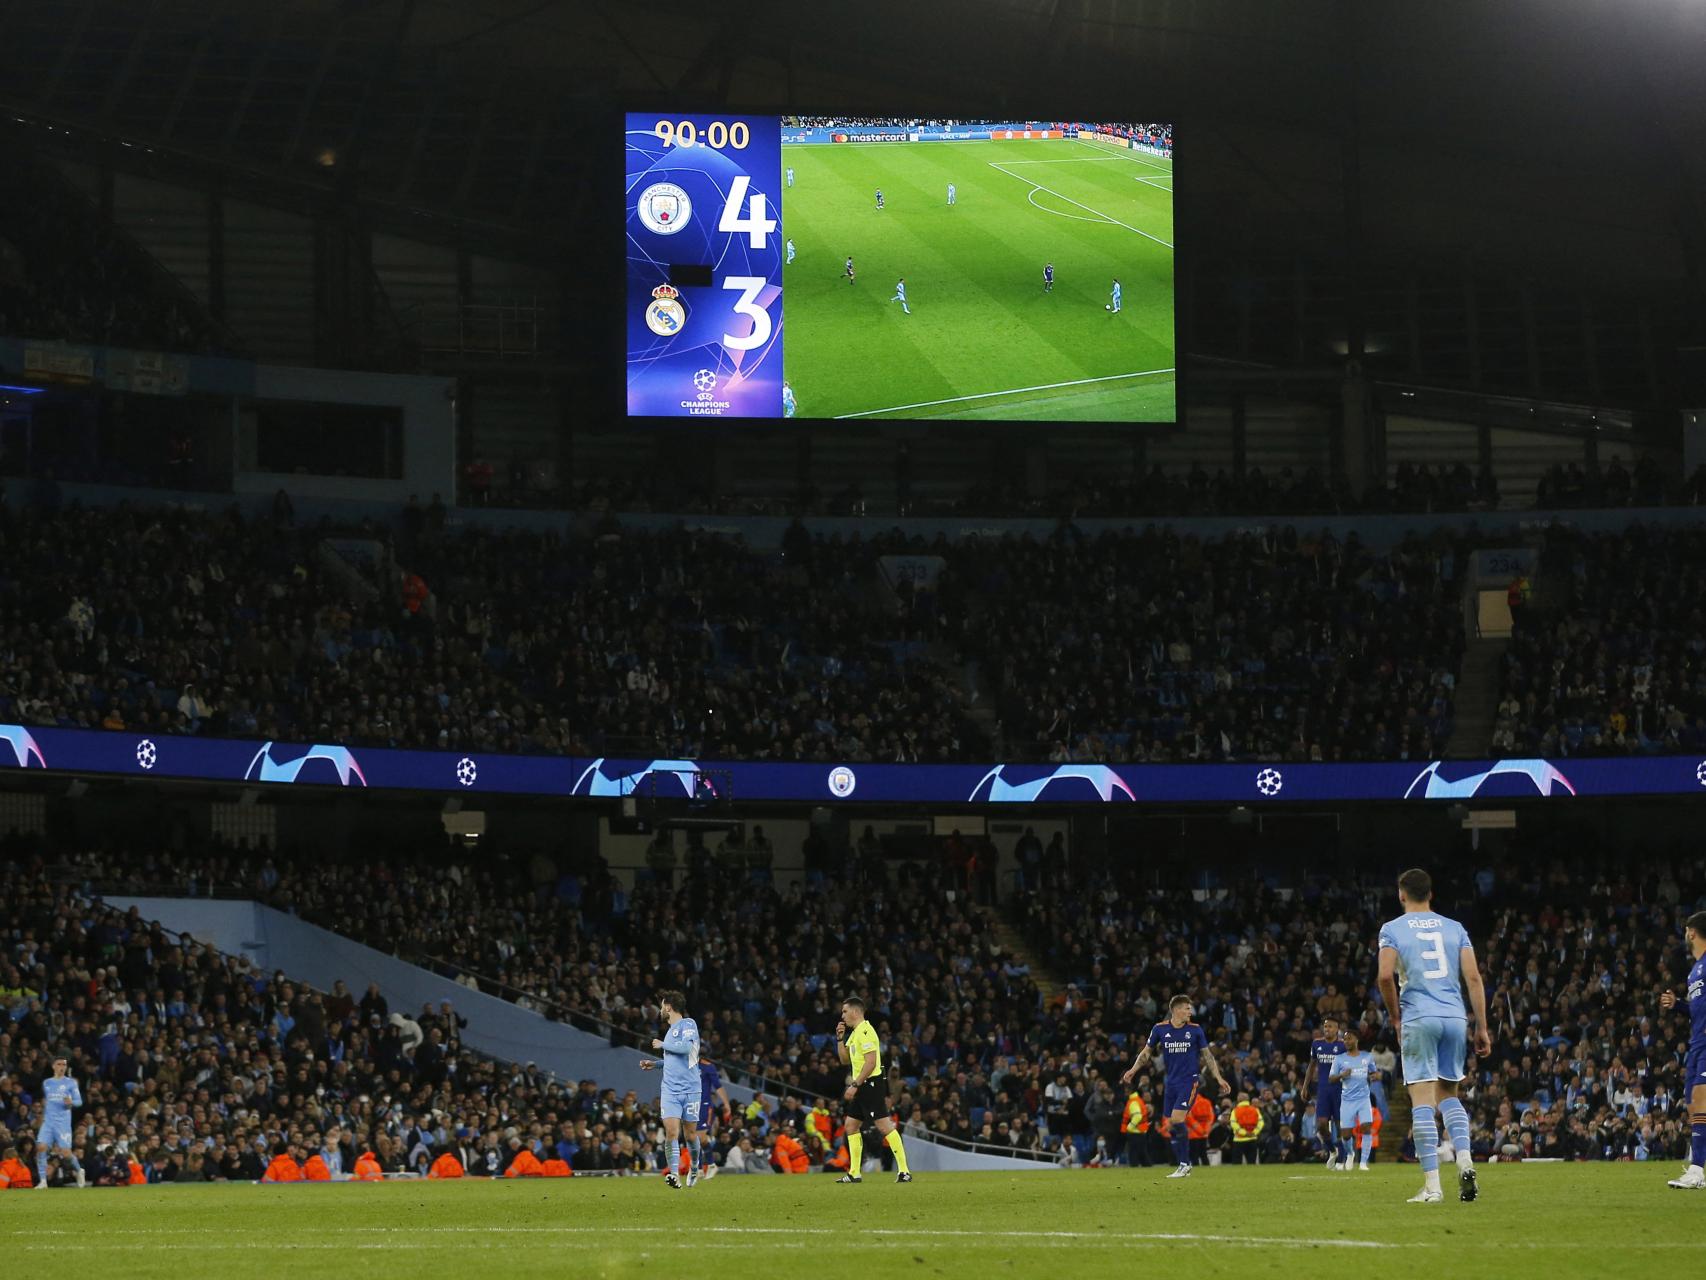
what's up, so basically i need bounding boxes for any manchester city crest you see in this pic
[637,181,692,235]
[645,283,686,336]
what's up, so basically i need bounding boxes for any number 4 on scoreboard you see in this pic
[717,175,776,248]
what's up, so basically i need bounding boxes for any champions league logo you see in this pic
[0,724,46,769]
[684,367,733,415]
[1404,759,1576,800]
[570,758,718,798]
[645,283,686,337]
[243,742,368,787]
[967,764,1137,803]
[636,182,692,235]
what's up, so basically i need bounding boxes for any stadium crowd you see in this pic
[1495,524,1706,756]
[959,524,1463,762]
[1,827,1696,1177]
[0,496,1465,765]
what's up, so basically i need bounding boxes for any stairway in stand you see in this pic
[989,914,1060,1002]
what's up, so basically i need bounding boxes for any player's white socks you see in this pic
[1423,1169,1442,1195]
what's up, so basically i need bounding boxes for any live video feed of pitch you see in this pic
[625,114,1175,423]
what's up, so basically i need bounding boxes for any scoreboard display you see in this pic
[626,114,783,418]
[625,113,1177,424]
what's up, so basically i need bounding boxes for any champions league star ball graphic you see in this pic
[456,757,478,787]
[693,369,718,392]
[1254,768,1283,797]
[135,739,157,770]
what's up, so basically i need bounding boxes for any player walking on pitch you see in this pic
[639,990,703,1188]
[35,1056,83,1188]
[1306,1015,1347,1167]
[947,182,956,206]
[845,256,855,285]
[786,238,796,264]
[1108,278,1122,313]
[1043,262,1054,293]
[1378,867,1490,1204]
[787,165,795,188]
[836,997,913,1183]
[1121,994,1230,1178]
[875,189,884,210]
[782,380,797,418]
[890,278,911,315]
[1659,909,1706,1188]
[1328,1031,1380,1171]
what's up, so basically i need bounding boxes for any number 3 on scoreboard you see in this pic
[721,277,770,351]
[717,175,776,248]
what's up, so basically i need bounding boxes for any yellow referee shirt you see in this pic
[847,1020,883,1080]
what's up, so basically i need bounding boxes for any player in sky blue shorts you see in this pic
[1378,868,1491,1205]
[641,990,704,1188]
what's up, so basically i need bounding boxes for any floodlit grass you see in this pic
[5,1163,1691,1279]
[781,138,1175,422]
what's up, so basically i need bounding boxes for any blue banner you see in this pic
[3,724,1705,804]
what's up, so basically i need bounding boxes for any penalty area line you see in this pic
[834,368,1174,420]
[989,162,1173,249]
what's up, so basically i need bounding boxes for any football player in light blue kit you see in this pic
[890,278,910,315]
[786,238,796,264]
[1328,1030,1379,1172]
[947,183,956,206]
[782,381,797,418]
[787,165,795,188]
[1108,279,1122,313]
[1378,867,1490,1204]
[1658,908,1706,1188]
[36,1056,84,1189]
[639,989,703,1188]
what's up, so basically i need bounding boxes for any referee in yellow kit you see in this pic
[836,996,913,1183]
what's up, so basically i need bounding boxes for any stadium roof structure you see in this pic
[0,0,1698,394]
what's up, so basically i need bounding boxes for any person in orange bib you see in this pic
[504,1146,544,1178]
[429,1151,466,1179]
[302,1152,332,1181]
[540,1158,571,1178]
[0,1146,33,1189]
[262,1146,303,1182]
[353,1151,384,1181]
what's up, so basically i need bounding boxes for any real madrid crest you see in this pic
[637,181,692,235]
[646,283,687,337]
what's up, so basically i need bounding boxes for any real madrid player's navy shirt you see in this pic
[1147,1021,1207,1097]
[1690,954,1706,1052]
[1309,1036,1347,1097]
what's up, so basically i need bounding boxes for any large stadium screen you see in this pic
[625,115,1175,423]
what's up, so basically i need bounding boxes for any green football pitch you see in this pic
[6,1164,1692,1279]
[780,137,1175,422]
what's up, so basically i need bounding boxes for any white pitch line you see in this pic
[989,162,1173,249]
[1134,176,1173,192]
[834,368,1174,420]
[1073,137,1174,172]
[996,156,1133,165]
[1026,187,1115,223]
[5,1225,1396,1250]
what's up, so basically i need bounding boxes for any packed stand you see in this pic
[0,500,974,762]
[0,857,700,1185]
[955,524,1463,762]
[62,836,1054,1160]
[1012,842,1706,1164]
[1495,524,1706,756]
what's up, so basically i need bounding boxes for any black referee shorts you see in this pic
[848,1076,889,1125]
